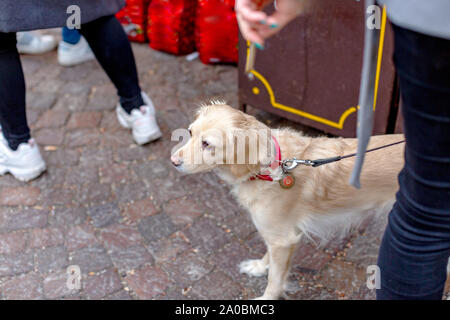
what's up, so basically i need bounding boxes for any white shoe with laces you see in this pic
[0,130,46,182]
[57,36,95,67]
[116,92,162,145]
[17,31,57,55]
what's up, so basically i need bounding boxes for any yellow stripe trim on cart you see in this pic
[249,69,357,130]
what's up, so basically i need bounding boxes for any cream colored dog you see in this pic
[170,103,404,300]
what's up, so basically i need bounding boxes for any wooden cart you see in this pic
[238,0,402,137]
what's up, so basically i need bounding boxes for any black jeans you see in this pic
[0,15,144,150]
[376,25,450,299]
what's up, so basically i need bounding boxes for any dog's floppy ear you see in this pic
[227,111,274,167]
[226,132,272,179]
[224,127,274,180]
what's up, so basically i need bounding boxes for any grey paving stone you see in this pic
[1,272,44,300]
[36,246,69,273]
[161,252,213,288]
[137,214,177,243]
[0,252,34,277]
[109,245,153,272]
[87,203,121,228]
[2,209,48,232]
[70,245,113,274]
[83,268,123,299]
[49,207,87,227]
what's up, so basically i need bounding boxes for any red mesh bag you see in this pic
[116,0,151,43]
[147,0,197,55]
[195,0,238,64]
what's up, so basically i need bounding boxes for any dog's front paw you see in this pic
[239,259,268,277]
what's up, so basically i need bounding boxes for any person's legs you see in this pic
[0,32,31,150]
[79,15,144,113]
[79,14,161,145]
[376,25,450,300]
[0,32,46,181]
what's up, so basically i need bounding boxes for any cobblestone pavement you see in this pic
[0,39,449,300]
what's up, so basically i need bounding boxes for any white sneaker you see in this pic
[17,31,57,55]
[0,131,46,182]
[57,36,95,67]
[116,92,162,145]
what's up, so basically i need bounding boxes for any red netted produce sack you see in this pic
[195,0,238,64]
[116,0,151,43]
[147,0,197,55]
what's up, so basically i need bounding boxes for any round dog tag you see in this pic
[279,174,295,189]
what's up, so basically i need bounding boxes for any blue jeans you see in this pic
[62,27,81,45]
[376,24,450,299]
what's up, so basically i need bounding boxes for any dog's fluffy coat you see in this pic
[171,103,404,299]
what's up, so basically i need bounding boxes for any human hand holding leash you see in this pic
[235,0,306,48]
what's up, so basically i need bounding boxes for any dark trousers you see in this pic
[0,15,143,150]
[376,24,450,299]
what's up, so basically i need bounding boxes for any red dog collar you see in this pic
[249,136,281,182]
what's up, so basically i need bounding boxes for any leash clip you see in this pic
[281,158,314,171]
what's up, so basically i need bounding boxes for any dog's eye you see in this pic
[188,128,192,136]
[202,140,209,149]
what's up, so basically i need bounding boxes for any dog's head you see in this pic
[171,102,275,179]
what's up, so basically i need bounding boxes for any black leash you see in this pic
[281,140,405,171]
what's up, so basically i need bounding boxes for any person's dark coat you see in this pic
[0,0,125,32]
